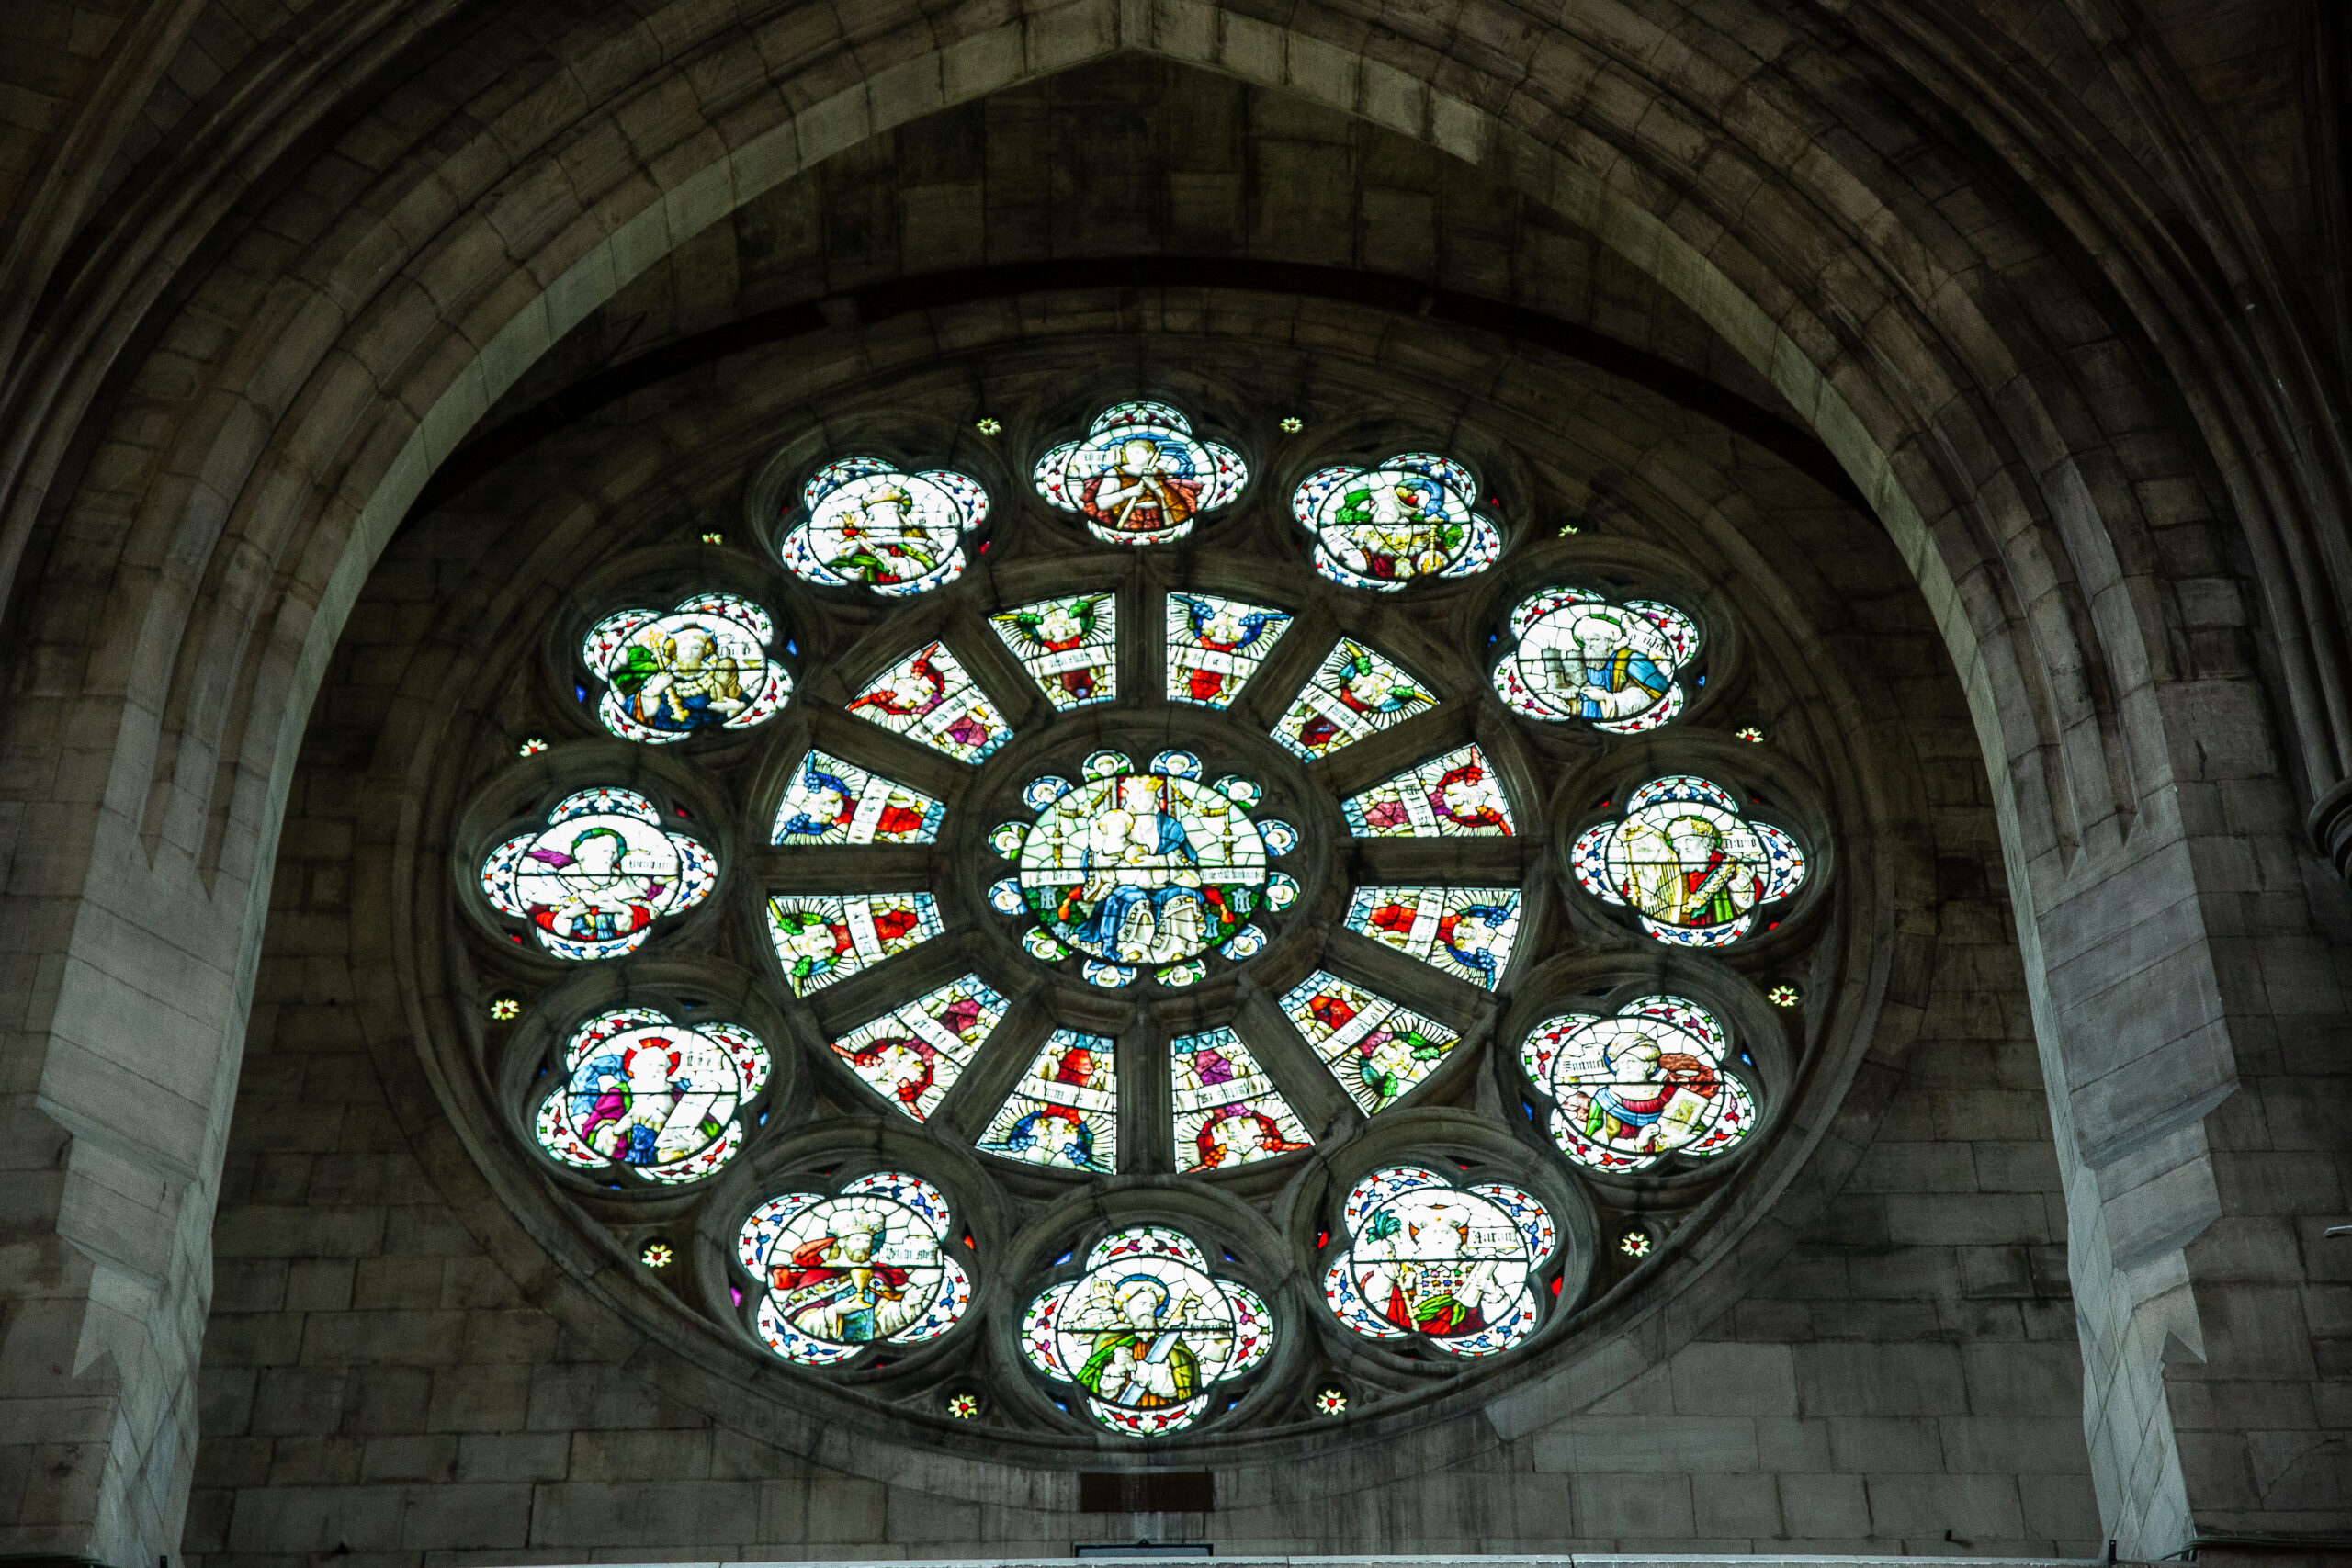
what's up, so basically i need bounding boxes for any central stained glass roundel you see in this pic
[1015,762,1272,967]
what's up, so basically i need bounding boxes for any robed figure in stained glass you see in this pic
[769,1213,911,1344]
[1076,1275,1204,1410]
[1560,1031,1722,1155]
[1084,437,1201,539]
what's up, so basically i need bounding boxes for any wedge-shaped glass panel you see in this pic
[1034,402,1248,547]
[1341,886,1522,990]
[827,976,1009,1121]
[1282,972,1461,1114]
[771,750,944,846]
[1170,1026,1312,1172]
[766,893,944,996]
[978,1029,1117,1174]
[846,641,1012,762]
[1271,638,1438,760]
[1166,592,1291,709]
[992,592,1117,710]
[1020,1226,1272,1436]
[1341,742,1515,838]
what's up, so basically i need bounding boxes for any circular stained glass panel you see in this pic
[480,787,717,960]
[783,457,990,597]
[533,1008,771,1185]
[1322,1166,1555,1356]
[1520,996,1756,1171]
[1291,452,1500,590]
[1011,771,1274,967]
[1493,588,1701,735]
[738,1173,971,1365]
[1570,775,1805,947]
[582,593,790,743]
[1020,1226,1272,1436]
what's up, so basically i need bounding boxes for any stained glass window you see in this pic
[781,457,989,597]
[846,641,1012,762]
[1571,775,1806,946]
[989,752,1295,988]
[1170,1026,1314,1172]
[978,1029,1117,1174]
[1493,587,1702,734]
[1291,452,1500,590]
[581,593,791,742]
[1272,639,1439,760]
[1321,1166,1554,1355]
[1166,592,1292,708]
[827,976,1009,1120]
[1342,743,1515,837]
[1520,995,1755,1170]
[992,593,1116,709]
[737,1172,971,1364]
[534,1008,770,1185]
[1282,972,1460,1113]
[1019,1226,1272,1435]
[765,893,943,995]
[1340,886,1522,989]
[481,787,717,959]
[771,750,944,846]
[1033,401,1248,547]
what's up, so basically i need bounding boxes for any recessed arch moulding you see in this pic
[0,2,2344,1564]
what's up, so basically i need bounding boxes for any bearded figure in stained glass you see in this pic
[1497,589,1702,734]
[1623,808,1752,931]
[1074,1274,1205,1410]
[1089,439,1197,540]
[1035,402,1248,548]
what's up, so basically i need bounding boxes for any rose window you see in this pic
[458,393,1838,1442]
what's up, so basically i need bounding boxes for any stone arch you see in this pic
[1,3,2340,1562]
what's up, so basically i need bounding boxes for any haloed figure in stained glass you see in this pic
[768,1209,912,1345]
[1078,1275,1204,1410]
[1062,775,1211,962]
